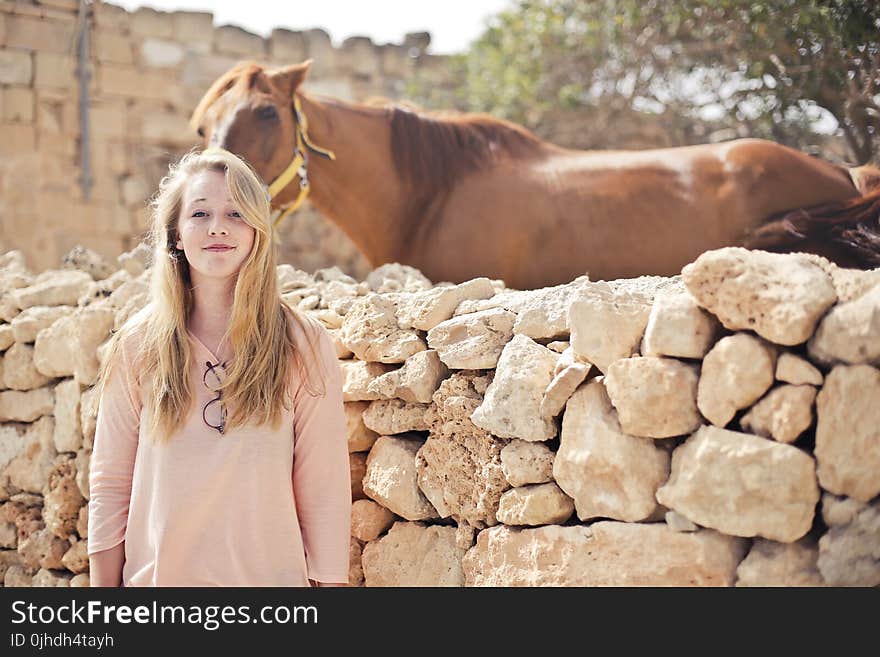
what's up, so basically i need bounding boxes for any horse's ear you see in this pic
[269,60,313,97]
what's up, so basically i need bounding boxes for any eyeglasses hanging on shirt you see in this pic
[203,360,227,435]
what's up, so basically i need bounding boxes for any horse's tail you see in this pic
[743,162,880,269]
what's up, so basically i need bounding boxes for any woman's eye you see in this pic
[192,211,207,217]
[230,212,242,219]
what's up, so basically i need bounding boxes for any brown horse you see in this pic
[190,60,880,290]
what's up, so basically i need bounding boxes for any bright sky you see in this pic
[111,0,514,54]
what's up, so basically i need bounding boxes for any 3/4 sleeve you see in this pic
[87,335,141,555]
[292,323,352,584]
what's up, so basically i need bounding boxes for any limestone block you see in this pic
[340,294,426,363]
[18,527,69,570]
[815,364,880,502]
[10,270,92,310]
[540,360,590,417]
[427,307,515,369]
[269,29,307,61]
[340,359,395,402]
[4,417,56,493]
[0,388,54,422]
[554,380,669,521]
[362,522,466,587]
[4,564,35,587]
[817,500,880,586]
[366,263,432,293]
[351,499,395,542]
[3,87,34,123]
[216,25,266,58]
[75,450,90,502]
[0,324,13,350]
[72,306,115,386]
[367,349,448,404]
[340,36,381,77]
[350,452,367,502]
[362,399,429,435]
[666,511,698,532]
[61,539,89,574]
[172,11,214,47]
[397,278,495,331]
[822,493,866,528]
[569,283,652,373]
[61,245,115,281]
[471,335,559,442]
[131,7,174,38]
[682,247,837,345]
[79,385,99,452]
[10,305,74,343]
[32,568,72,587]
[656,425,819,542]
[53,378,82,453]
[604,357,701,438]
[93,29,134,65]
[463,523,747,586]
[2,343,51,390]
[642,288,720,358]
[5,15,75,55]
[140,38,184,68]
[499,440,554,487]
[697,333,776,428]
[362,435,439,521]
[349,537,364,587]
[495,483,574,526]
[344,401,379,453]
[807,282,880,366]
[70,573,90,587]
[43,457,84,539]
[776,352,823,386]
[735,538,825,587]
[140,111,192,146]
[0,51,33,86]
[740,384,816,444]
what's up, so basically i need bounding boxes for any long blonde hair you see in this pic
[94,148,327,443]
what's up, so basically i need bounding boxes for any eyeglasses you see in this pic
[203,360,227,435]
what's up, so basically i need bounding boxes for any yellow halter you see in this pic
[266,94,336,243]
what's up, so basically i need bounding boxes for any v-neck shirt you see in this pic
[87,306,352,587]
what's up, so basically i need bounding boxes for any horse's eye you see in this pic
[257,105,278,121]
[197,126,205,138]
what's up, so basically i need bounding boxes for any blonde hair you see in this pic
[94,147,327,443]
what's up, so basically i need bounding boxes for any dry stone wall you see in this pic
[0,1,448,278]
[1,244,879,587]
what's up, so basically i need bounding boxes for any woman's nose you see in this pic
[208,216,229,234]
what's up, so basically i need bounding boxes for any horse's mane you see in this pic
[189,61,266,131]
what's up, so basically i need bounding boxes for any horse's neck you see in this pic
[291,93,407,265]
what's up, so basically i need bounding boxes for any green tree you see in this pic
[408,0,880,162]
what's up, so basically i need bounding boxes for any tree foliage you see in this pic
[409,0,880,162]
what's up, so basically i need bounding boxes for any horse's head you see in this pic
[189,59,313,192]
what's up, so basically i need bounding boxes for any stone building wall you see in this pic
[0,0,449,279]
[1,244,878,587]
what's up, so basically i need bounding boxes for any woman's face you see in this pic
[175,169,256,282]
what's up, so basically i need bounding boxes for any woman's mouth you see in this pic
[204,246,235,252]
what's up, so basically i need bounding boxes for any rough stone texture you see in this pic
[697,333,777,428]
[495,483,574,526]
[499,440,555,487]
[43,458,84,539]
[666,511,698,532]
[682,247,837,346]
[344,401,378,453]
[0,325,13,351]
[822,493,866,528]
[73,306,115,385]
[31,568,72,587]
[569,282,653,373]
[60,539,89,574]
[2,343,50,390]
[426,307,516,369]
[79,386,99,451]
[740,384,816,444]
[340,359,395,401]
[362,435,439,521]
[735,538,826,587]
[18,527,69,570]
[776,352,823,386]
[4,564,36,587]
[417,374,509,528]
[367,349,449,403]
[4,417,56,494]
[540,361,590,418]
[362,521,467,586]
[350,452,367,502]
[350,499,395,542]
[339,294,426,363]
[70,573,90,587]
[61,245,115,281]
[33,314,78,378]
[366,263,433,294]
[10,305,74,343]
[471,335,559,442]
[642,289,720,359]
[807,282,880,366]
[348,537,364,587]
[53,378,83,453]
[604,357,701,438]
[362,399,430,435]
[817,500,880,586]
[463,522,748,586]
[656,425,820,542]
[0,387,54,422]
[815,364,880,502]
[10,270,93,310]
[396,277,495,330]
[554,380,670,521]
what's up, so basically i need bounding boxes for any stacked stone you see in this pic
[1,2,437,278]
[1,245,878,586]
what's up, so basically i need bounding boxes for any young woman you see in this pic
[87,148,351,587]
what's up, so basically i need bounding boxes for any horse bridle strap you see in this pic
[267,94,336,237]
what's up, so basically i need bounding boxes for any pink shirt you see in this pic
[87,306,352,586]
